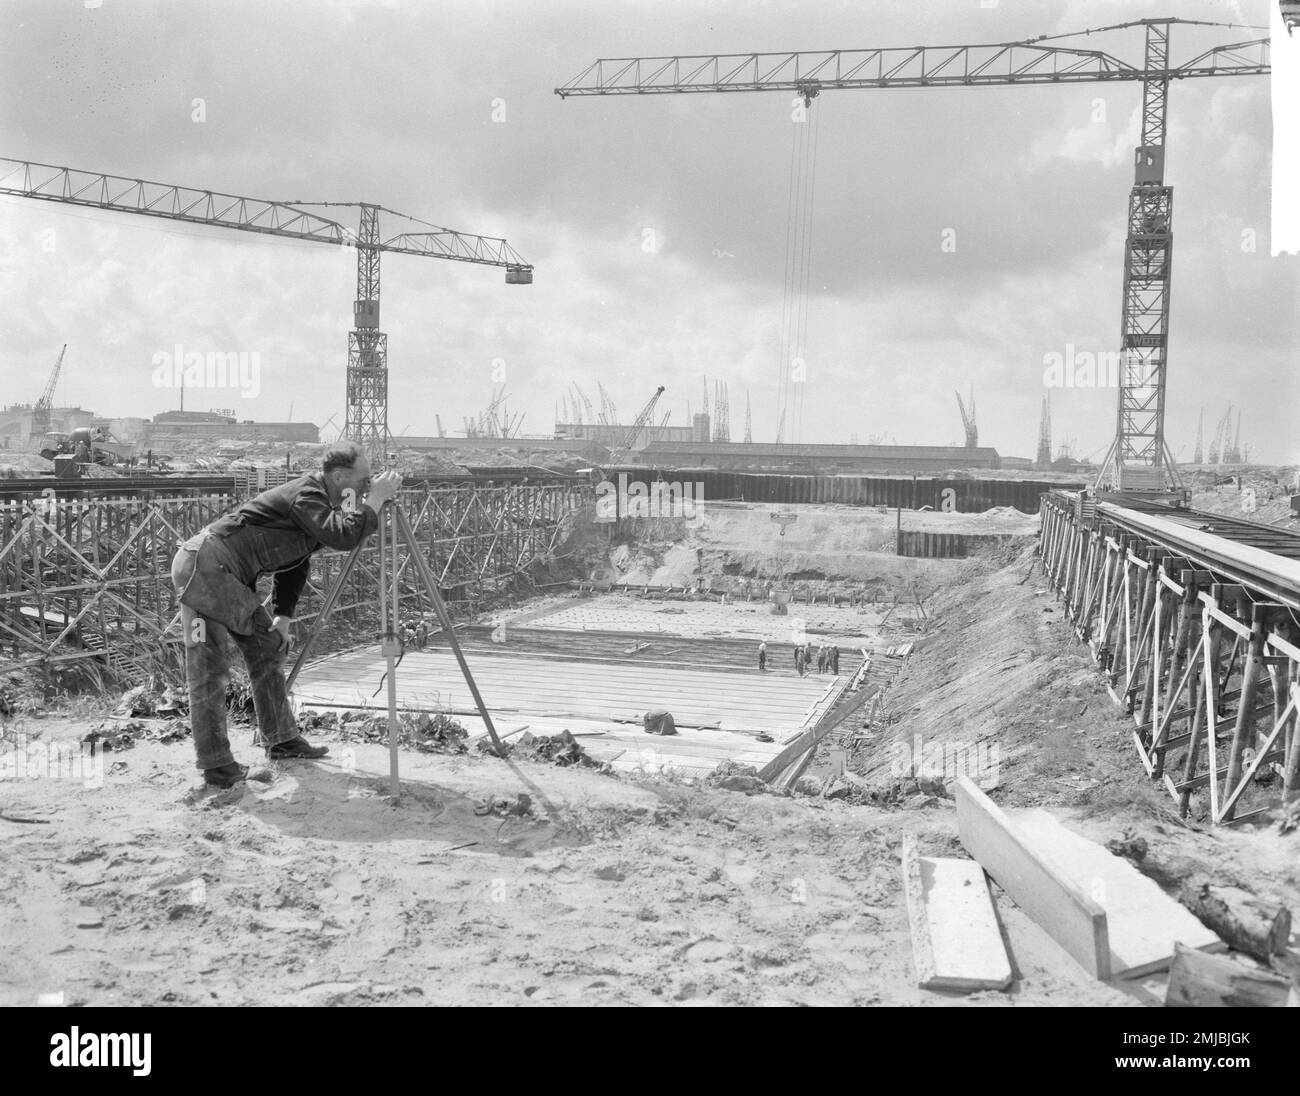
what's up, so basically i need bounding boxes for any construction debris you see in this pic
[705,760,767,795]
[83,719,192,750]
[302,709,470,754]
[81,724,140,751]
[513,729,605,768]
[474,793,534,819]
[113,683,187,718]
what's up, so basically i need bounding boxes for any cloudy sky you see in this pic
[1,0,1295,462]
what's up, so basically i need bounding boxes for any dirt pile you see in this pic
[854,543,1151,809]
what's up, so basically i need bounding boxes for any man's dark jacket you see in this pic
[203,471,379,618]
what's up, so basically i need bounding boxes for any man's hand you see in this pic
[270,615,292,653]
[365,470,402,509]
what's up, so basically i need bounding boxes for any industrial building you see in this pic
[0,404,95,448]
[145,410,319,444]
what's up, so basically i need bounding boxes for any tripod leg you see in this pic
[393,503,506,756]
[379,509,400,800]
[285,538,367,694]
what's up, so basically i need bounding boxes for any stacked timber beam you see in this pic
[1039,490,1300,824]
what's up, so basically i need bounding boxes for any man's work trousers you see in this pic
[171,536,298,771]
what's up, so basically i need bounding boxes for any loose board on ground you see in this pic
[901,834,1012,992]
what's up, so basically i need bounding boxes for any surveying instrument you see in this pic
[285,454,506,803]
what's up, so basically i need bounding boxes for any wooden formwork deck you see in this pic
[292,646,846,777]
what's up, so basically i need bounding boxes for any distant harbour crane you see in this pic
[29,343,67,445]
[955,387,978,449]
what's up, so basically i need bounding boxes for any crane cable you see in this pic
[796,104,821,447]
[777,99,821,445]
[776,108,800,442]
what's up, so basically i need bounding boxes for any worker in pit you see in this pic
[170,441,401,787]
[758,640,767,672]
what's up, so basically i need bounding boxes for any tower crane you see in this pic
[0,158,533,458]
[30,343,67,444]
[556,17,1269,496]
[955,386,978,449]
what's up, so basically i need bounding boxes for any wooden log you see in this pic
[1165,943,1295,1008]
[1178,880,1291,963]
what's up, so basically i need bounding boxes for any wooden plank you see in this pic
[772,745,815,791]
[465,723,530,749]
[901,834,1012,993]
[1012,809,1224,979]
[1165,943,1295,1007]
[758,679,878,782]
[953,776,1111,980]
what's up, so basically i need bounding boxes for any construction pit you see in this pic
[2,495,1299,1008]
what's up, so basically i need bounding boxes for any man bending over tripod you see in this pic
[171,442,402,787]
